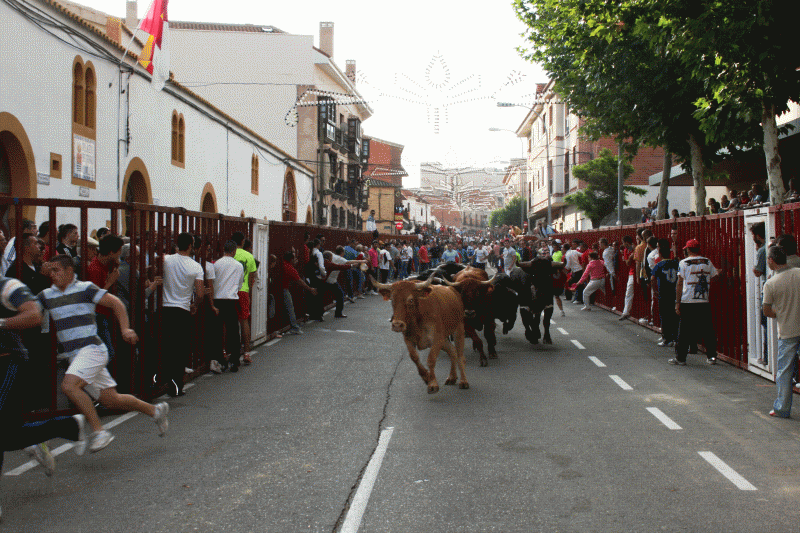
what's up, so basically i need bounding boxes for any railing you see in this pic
[0,198,254,420]
[551,202,800,373]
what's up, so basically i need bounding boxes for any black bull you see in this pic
[510,258,564,345]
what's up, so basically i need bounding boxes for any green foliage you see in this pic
[564,149,645,228]
[489,195,525,228]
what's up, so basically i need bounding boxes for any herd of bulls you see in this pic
[370,259,562,394]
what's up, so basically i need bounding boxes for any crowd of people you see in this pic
[640,180,800,222]
[0,219,266,504]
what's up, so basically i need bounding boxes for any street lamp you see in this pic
[496,102,551,228]
[489,127,526,228]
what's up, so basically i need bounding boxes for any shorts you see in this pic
[237,291,251,320]
[553,285,564,297]
[66,344,117,399]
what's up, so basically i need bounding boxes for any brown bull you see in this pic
[443,267,498,367]
[372,276,469,394]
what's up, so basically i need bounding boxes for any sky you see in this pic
[82,0,547,187]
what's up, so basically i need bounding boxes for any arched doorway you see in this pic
[282,169,297,222]
[0,112,38,235]
[200,182,218,214]
[121,157,153,235]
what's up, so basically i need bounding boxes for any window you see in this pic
[71,56,97,188]
[564,152,570,191]
[564,108,570,137]
[171,111,185,167]
[251,154,259,194]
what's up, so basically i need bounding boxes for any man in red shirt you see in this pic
[620,235,636,320]
[86,235,123,358]
[418,242,430,271]
[282,251,316,334]
[367,241,380,295]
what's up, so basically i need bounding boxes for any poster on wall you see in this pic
[73,134,96,182]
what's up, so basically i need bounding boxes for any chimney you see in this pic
[319,21,334,57]
[346,60,356,85]
[106,16,122,44]
[126,1,137,29]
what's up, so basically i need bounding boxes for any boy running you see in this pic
[39,255,168,452]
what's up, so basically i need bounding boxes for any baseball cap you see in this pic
[554,239,562,244]
[684,238,700,249]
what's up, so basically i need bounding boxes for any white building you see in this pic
[0,0,313,232]
[170,19,373,227]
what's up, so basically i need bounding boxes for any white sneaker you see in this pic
[153,402,169,437]
[25,443,55,476]
[209,360,223,374]
[370,291,379,295]
[184,367,194,374]
[638,318,648,325]
[90,429,114,453]
[73,414,87,456]
[581,306,591,312]
[288,328,304,335]
[657,337,664,343]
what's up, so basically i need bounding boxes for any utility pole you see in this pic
[617,140,624,227]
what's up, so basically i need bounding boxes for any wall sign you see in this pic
[37,172,50,185]
[73,134,96,182]
[78,186,90,198]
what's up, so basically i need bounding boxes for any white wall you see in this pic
[0,1,312,230]
[169,30,314,158]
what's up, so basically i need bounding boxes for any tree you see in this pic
[514,0,737,216]
[489,195,524,228]
[631,0,797,205]
[564,149,644,228]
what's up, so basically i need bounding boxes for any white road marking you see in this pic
[571,339,586,350]
[609,375,633,390]
[588,356,606,368]
[646,407,682,430]
[266,338,281,347]
[549,320,556,325]
[558,328,569,336]
[323,311,331,316]
[336,330,356,333]
[5,412,141,476]
[698,451,757,491]
[340,427,395,533]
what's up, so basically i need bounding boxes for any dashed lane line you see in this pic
[609,375,633,391]
[698,451,757,491]
[557,328,569,336]
[588,356,606,368]
[646,407,682,430]
[336,330,356,333]
[340,427,395,533]
[571,339,586,350]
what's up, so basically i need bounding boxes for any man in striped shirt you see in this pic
[39,255,169,452]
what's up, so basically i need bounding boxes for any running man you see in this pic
[1,274,87,507]
[39,255,168,452]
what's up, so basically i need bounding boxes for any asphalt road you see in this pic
[3,291,800,532]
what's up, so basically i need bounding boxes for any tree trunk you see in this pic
[657,151,672,220]
[762,100,786,206]
[688,134,705,216]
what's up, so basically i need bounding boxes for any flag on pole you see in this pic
[137,0,170,91]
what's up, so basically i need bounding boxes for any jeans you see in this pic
[772,336,800,417]
[0,356,78,471]
[343,270,354,298]
[400,261,409,279]
[282,289,300,330]
[216,299,242,364]
[658,295,678,343]
[566,270,583,302]
[161,306,193,395]
[622,274,635,315]
[675,303,717,363]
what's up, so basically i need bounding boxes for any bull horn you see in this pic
[479,272,500,286]
[518,260,532,268]
[369,274,392,292]
[414,276,434,289]
[441,278,462,289]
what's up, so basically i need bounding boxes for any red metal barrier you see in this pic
[554,211,750,367]
[0,198,255,420]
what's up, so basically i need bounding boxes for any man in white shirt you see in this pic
[378,243,393,283]
[502,239,517,275]
[474,241,489,270]
[669,239,720,366]
[562,242,583,301]
[161,232,204,395]
[400,242,412,280]
[600,238,616,292]
[210,240,244,373]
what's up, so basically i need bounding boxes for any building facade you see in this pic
[170,19,372,228]
[0,0,313,234]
